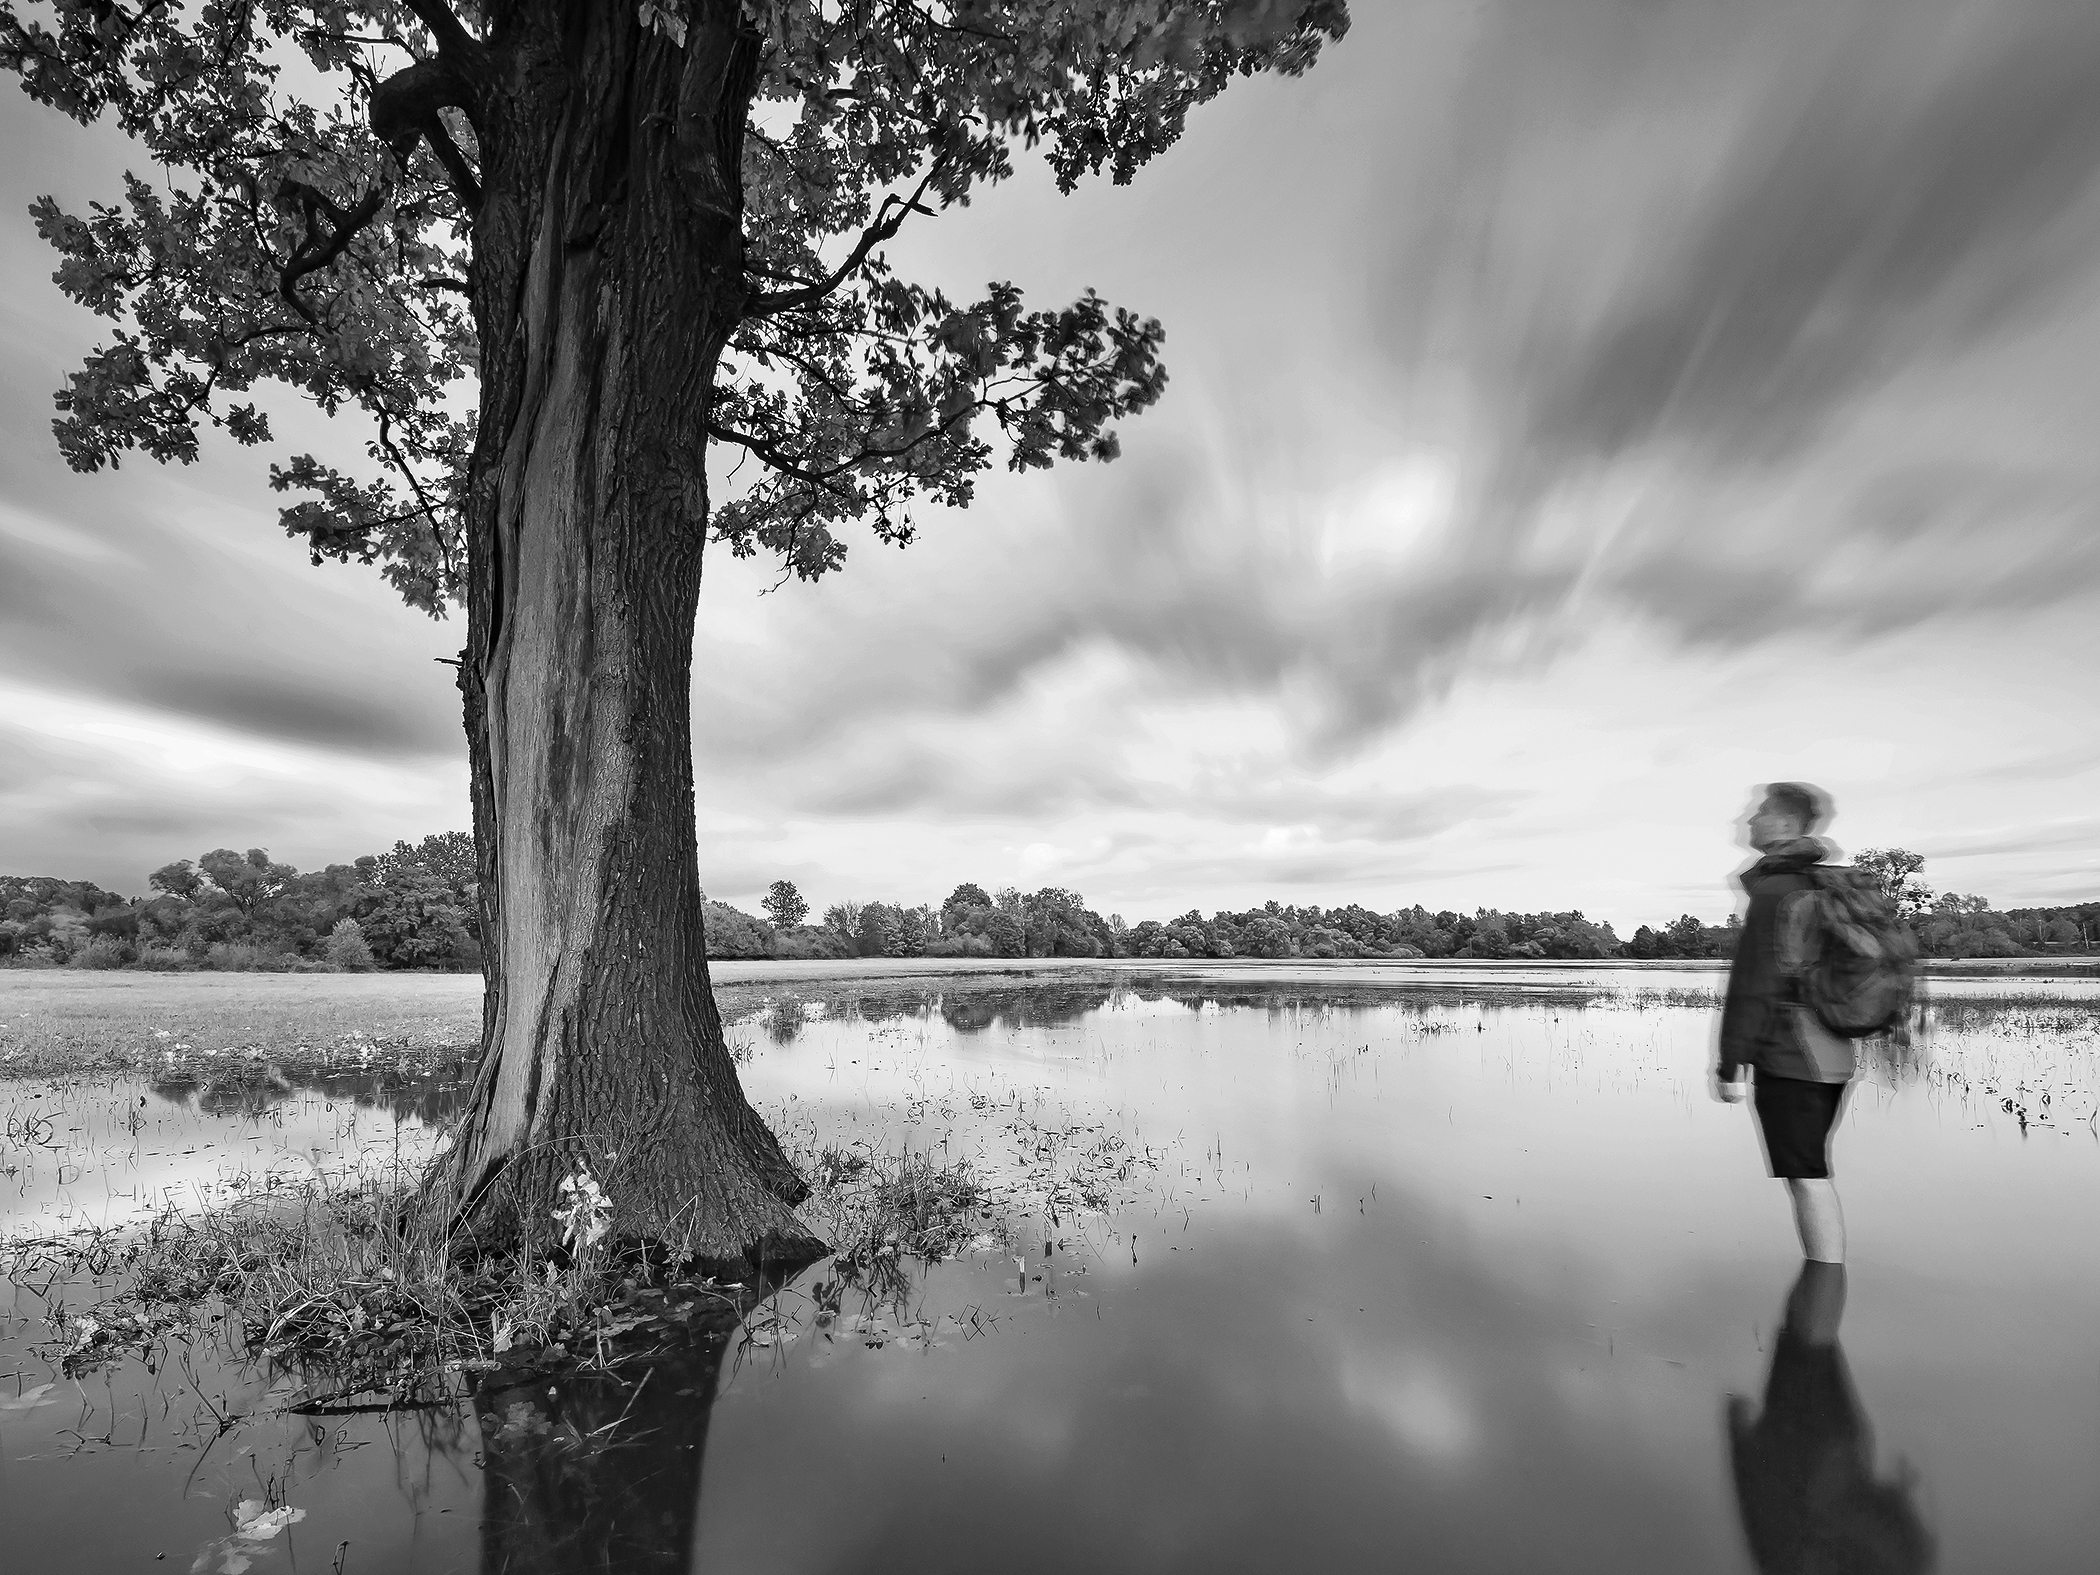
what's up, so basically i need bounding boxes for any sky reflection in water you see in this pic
[2,979,2095,1573]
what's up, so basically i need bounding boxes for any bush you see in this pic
[1385,944,1426,959]
[67,935,136,969]
[40,912,89,963]
[923,933,993,958]
[702,900,775,960]
[203,942,278,971]
[1954,928,2021,959]
[323,918,376,971]
[773,925,853,960]
[132,944,195,972]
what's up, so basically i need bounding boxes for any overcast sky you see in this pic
[3,0,2097,931]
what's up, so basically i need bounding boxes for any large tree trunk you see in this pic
[430,1,819,1273]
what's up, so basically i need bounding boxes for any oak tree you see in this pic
[2,0,1349,1272]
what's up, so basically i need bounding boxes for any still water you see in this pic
[2,975,2095,1574]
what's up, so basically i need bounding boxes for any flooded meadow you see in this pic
[2,967,2095,1573]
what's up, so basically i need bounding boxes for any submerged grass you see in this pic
[11,1177,486,1399]
[5,1129,1010,1410]
[794,1141,1005,1279]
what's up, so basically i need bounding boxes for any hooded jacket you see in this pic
[1717,837,1856,1085]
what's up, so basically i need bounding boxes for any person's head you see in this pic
[1748,781,1830,851]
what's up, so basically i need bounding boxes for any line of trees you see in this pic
[1,834,480,972]
[715,855,2098,964]
[1851,847,2096,959]
[9,844,2092,973]
[702,881,1641,962]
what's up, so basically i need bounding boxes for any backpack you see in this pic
[1792,866,1917,1041]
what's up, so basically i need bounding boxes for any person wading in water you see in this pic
[1713,782,1858,1264]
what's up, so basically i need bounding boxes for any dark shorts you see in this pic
[1753,1073,1848,1180]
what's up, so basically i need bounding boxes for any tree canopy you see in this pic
[1854,847,1932,917]
[3,0,1351,606]
[761,877,807,928]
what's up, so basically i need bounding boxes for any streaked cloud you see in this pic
[3,0,2097,924]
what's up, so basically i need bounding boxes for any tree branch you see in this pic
[744,165,941,318]
[370,57,482,214]
[423,118,484,212]
[278,182,386,322]
[707,421,854,491]
[372,400,460,586]
[708,395,988,488]
[398,0,482,62]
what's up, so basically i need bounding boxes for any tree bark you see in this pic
[430,0,819,1274]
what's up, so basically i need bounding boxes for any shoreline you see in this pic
[5,951,2096,989]
[3,955,2094,1081]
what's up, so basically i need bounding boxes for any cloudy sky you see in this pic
[3,0,2097,932]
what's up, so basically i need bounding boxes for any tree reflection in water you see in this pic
[475,1323,734,1575]
[1727,1263,1936,1574]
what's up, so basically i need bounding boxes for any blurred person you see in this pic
[1727,1262,1935,1575]
[1713,782,1858,1263]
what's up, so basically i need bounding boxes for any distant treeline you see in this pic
[729,881,1674,962]
[1,835,478,972]
[1897,897,2098,959]
[717,869,2098,963]
[1849,848,2099,960]
[6,843,2094,972]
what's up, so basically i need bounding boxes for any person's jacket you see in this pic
[1718,837,1855,1084]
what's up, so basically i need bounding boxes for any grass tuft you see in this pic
[793,1142,1003,1281]
[5,1136,1012,1404]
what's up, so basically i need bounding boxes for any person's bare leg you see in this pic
[1785,1178,1845,1264]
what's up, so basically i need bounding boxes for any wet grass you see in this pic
[0,976,1090,1422]
[0,971,481,1079]
[794,1142,1002,1280]
[4,1120,1014,1422]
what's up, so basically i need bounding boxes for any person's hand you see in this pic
[1711,1072,1747,1104]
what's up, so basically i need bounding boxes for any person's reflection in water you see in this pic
[475,1327,731,1574]
[1727,1263,1935,1575]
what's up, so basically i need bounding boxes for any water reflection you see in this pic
[6,982,2095,1572]
[758,997,807,1046]
[1,1062,464,1234]
[1728,1264,1936,1575]
[149,1060,468,1125]
[750,983,1129,1044]
[937,984,1117,1033]
[477,1336,730,1575]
